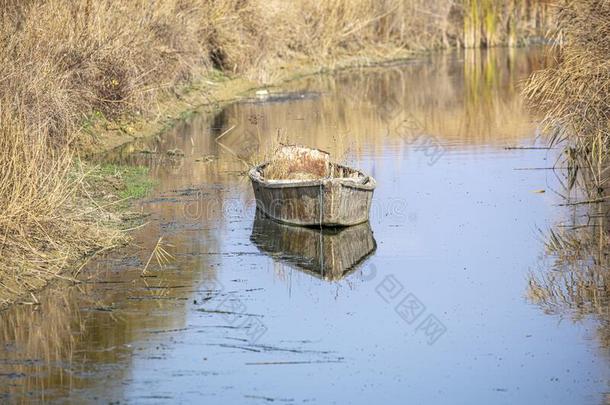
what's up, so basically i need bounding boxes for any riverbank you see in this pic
[0,161,153,310]
[0,50,425,310]
[0,0,553,309]
[0,51,415,310]
[81,52,420,155]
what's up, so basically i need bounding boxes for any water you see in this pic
[1,49,608,404]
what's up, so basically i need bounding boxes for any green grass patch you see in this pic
[206,68,230,82]
[86,163,155,202]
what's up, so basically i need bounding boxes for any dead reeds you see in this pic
[524,0,610,352]
[524,0,610,199]
[0,106,123,307]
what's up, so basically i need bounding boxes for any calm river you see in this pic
[1,48,608,404]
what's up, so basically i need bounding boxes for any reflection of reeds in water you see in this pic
[527,203,610,355]
[0,288,89,398]
[203,48,551,166]
[105,48,551,177]
[0,232,213,401]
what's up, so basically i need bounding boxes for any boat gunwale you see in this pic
[248,162,376,191]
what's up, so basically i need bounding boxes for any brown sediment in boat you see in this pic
[263,146,330,180]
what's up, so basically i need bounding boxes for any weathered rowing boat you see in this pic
[251,217,377,280]
[249,146,376,227]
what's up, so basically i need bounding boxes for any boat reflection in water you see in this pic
[250,214,376,281]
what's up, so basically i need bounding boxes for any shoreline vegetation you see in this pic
[524,0,610,347]
[0,0,554,308]
[525,0,609,202]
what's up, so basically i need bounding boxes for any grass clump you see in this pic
[0,107,124,308]
[87,164,155,201]
[524,0,610,199]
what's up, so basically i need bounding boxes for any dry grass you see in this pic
[524,0,610,198]
[0,0,553,140]
[0,106,123,307]
[0,0,553,139]
[524,0,610,353]
[463,0,553,48]
[0,0,553,305]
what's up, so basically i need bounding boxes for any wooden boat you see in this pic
[250,216,377,281]
[249,146,376,226]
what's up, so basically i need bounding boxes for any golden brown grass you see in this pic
[524,0,610,198]
[524,0,610,353]
[0,0,553,139]
[463,0,553,48]
[0,0,553,306]
[0,106,124,307]
[0,0,553,141]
